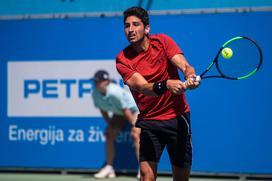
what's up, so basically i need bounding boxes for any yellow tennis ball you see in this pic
[221,47,233,59]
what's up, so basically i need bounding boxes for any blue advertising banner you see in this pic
[0,11,272,174]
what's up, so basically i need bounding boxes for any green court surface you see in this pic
[0,173,268,181]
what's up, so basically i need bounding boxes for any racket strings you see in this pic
[217,38,261,79]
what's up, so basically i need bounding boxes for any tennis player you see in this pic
[116,7,200,181]
[92,70,141,179]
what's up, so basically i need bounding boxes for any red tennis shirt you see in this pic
[116,34,190,121]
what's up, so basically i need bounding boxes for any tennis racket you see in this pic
[190,36,263,83]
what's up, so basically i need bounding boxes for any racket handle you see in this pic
[183,75,201,89]
[195,75,201,82]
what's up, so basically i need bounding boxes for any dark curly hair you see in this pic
[123,7,149,26]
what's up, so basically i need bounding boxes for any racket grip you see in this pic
[195,75,201,82]
[183,75,201,89]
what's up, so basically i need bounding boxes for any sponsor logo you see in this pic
[8,60,123,117]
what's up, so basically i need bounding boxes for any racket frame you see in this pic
[199,36,263,80]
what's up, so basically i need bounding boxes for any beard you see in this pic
[130,34,147,46]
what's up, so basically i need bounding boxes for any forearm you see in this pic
[171,54,200,90]
[183,64,196,79]
[126,72,157,96]
[171,54,196,79]
[126,72,185,96]
[137,79,188,96]
[138,83,157,96]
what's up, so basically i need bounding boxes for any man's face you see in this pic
[124,16,150,44]
[94,80,108,93]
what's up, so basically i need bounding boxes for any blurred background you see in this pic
[0,0,272,180]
